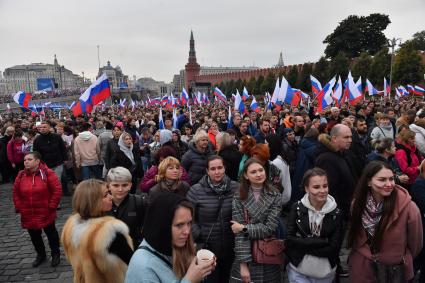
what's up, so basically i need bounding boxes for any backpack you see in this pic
[395,143,420,166]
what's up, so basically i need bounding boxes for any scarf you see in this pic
[361,192,383,238]
[118,133,135,165]
[160,179,182,192]
[206,175,229,195]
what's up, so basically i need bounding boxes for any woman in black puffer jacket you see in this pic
[181,129,214,184]
[187,155,238,283]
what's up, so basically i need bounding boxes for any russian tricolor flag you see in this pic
[234,91,247,114]
[71,99,93,116]
[158,108,165,129]
[384,78,390,97]
[79,73,111,106]
[278,76,298,106]
[181,88,189,105]
[407,85,415,94]
[213,87,227,103]
[317,77,336,113]
[397,86,409,96]
[250,96,260,113]
[242,87,250,101]
[414,85,425,95]
[348,72,363,105]
[366,79,379,96]
[332,76,343,104]
[310,75,322,97]
[13,91,32,108]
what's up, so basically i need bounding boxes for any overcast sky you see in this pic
[0,0,424,83]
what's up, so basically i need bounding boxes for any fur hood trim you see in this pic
[318,133,338,152]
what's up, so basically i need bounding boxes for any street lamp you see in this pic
[388,37,401,90]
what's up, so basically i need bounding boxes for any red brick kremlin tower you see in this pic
[185,30,201,93]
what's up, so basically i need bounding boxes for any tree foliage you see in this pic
[260,72,276,94]
[298,63,313,92]
[323,13,390,59]
[393,41,425,84]
[287,66,299,87]
[254,75,264,94]
[247,77,256,94]
[312,57,330,83]
[368,48,391,85]
[409,30,425,51]
[329,52,349,78]
[352,52,372,79]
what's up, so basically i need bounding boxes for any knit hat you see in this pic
[159,129,173,145]
[283,128,294,136]
[143,193,188,256]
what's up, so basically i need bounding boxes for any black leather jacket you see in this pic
[286,200,343,268]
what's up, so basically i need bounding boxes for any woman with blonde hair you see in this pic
[62,179,134,283]
[182,129,214,184]
[394,128,423,185]
[125,194,215,283]
[149,156,190,201]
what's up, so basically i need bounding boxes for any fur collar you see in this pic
[318,133,338,152]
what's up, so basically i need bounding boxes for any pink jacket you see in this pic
[348,186,423,282]
[140,165,190,192]
[7,138,26,165]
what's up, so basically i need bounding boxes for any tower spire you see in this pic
[185,30,201,92]
[188,30,198,64]
[277,52,284,67]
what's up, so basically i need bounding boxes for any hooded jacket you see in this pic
[394,141,423,184]
[286,194,342,269]
[74,131,100,167]
[7,138,26,165]
[13,162,62,229]
[314,134,356,218]
[348,186,423,282]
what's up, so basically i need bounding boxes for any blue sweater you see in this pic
[125,240,191,283]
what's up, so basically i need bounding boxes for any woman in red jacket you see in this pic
[13,151,62,268]
[394,129,423,185]
[348,161,423,282]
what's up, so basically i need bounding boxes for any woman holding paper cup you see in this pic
[125,193,215,283]
[230,158,282,283]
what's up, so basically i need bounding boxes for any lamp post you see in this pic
[388,37,401,91]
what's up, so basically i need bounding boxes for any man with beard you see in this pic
[349,117,372,178]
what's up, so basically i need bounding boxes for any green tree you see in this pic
[352,52,372,79]
[247,77,256,94]
[286,66,299,87]
[329,52,349,79]
[368,48,391,85]
[312,57,330,85]
[218,81,226,94]
[260,72,276,94]
[323,13,390,58]
[297,63,313,92]
[410,30,425,51]
[234,78,243,94]
[254,75,264,94]
[393,41,425,84]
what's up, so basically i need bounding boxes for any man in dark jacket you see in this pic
[282,128,299,176]
[33,121,67,181]
[315,124,356,219]
[254,118,271,144]
[349,117,372,178]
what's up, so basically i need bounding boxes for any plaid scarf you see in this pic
[361,192,383,238]
[206,175,229,195]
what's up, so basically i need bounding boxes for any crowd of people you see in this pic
[2,95,425,283]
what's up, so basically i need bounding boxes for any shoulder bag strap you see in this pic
[138,246,172,269]
[204,194,225,245]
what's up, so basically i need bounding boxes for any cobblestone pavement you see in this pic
[0,183,73,283]
[0,181,353,283]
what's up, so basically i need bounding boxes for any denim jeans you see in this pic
[81,165,102,180]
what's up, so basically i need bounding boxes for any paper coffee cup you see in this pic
[196,249,214,262]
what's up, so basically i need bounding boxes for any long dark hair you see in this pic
[266,134,290,164]
[239,158,275,200]
[348,161,397,251]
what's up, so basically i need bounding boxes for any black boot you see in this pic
[32,254,46,267]
[51,253,60,267]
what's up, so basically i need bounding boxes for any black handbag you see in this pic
[372,260,405,283]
